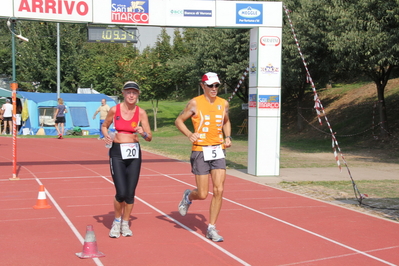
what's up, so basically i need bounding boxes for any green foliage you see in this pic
[16,22,87,92]
[78,42,138,97]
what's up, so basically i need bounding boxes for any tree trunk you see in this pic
[376,83,389,138]
[296,84,305,132]
[151,99,158,132]
[371,65,392,139]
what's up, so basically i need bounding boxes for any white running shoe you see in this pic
[121,222,133,237]
[109,220,121,238]
[178,189,192,216]
[206,227,224,242]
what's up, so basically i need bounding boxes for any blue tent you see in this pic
[17,92,117,135]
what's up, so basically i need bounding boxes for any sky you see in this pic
[134,26,177,51]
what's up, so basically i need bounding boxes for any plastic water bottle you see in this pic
[105,131,115,148]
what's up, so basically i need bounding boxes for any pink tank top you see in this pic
[114,104,140,134]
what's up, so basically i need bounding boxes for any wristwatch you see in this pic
[225,136,232,140]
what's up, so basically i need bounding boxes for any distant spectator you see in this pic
[54,98,68,139]
[1,98,13,135]
[93,98,110,139]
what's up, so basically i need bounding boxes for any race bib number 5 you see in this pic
[202,145,225,161]
[120,143,139,160]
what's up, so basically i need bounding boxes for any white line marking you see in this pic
[159,173,397,266]
[21,167,104,266]
[0,217,56,222]
[100,175,251,266]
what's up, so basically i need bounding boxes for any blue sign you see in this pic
[236,4,263,25]
[184,10,212,17]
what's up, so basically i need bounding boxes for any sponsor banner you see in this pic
[216,1,282,28]
[14,0,93,22]
[257,27,282,87]
[111,0,149,24]
[249,94,257,108]
[236,3,263,25]
[6,0,282,28]
[0,0,13,18]
[258,95,279,109]
[249,28,258,87]
[166,0,216,27]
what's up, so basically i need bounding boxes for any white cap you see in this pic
[202,72,220,85]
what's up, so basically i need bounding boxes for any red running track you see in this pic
[0,136,398,266]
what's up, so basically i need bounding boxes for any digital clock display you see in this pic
[87,26,137,43]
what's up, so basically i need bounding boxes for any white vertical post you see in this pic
[57,23,60,99]
[248,27,282,176]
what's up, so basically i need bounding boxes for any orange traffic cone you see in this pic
[76,225,105,259]
[33,185,51,209]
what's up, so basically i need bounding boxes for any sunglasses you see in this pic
[205,83,220,88]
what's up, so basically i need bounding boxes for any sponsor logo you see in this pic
[184,10,212,17]
[260,36,280,47]
[170,9,183,16]
[249,94,256,108]
[204,115,210,120]
[259,95,279,109]
[236,4,263,24]
[170,9,212,17]
[260,63,279,75]
[202,127,209,132]
[111,0,149,24]
[250,63,257,74]
[18,0,90,16]
[250,41,257,51]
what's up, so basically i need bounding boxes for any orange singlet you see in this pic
[191,95,226,151]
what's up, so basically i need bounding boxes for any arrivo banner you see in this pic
[14,0,93,22]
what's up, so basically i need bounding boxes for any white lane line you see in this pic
[280,245,399,266]
[99,175,251,266]
[159,172,397,266]
[0,217,56,222]
[21,166,104,266]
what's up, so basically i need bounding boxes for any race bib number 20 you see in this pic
[202,145,225,161]
[120,143,139,160]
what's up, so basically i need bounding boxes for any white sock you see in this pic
[122,220,129,225]
[208,224,215,230]
[114,217,121,223]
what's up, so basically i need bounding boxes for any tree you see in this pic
[324,0,399,138]
[0,19,12,78]
[78,42,138,96]
[17,21,87,92]
[282,0,340,132]
[139,28,175,131]
[169,28,250,102]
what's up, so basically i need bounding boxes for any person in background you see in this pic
[1,98,13,135]
[175,72,232,242]
[93,98,110,140]
[54,98,67,139]
[102,81,152,238]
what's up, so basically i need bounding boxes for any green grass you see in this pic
[280,180,399,199]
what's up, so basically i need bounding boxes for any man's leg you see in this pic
[8,121,12,134]
[208,169,226,225]
[99,120,105,138]
[189,174,210,201]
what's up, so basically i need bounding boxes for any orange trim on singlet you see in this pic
[114,104,140,134]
